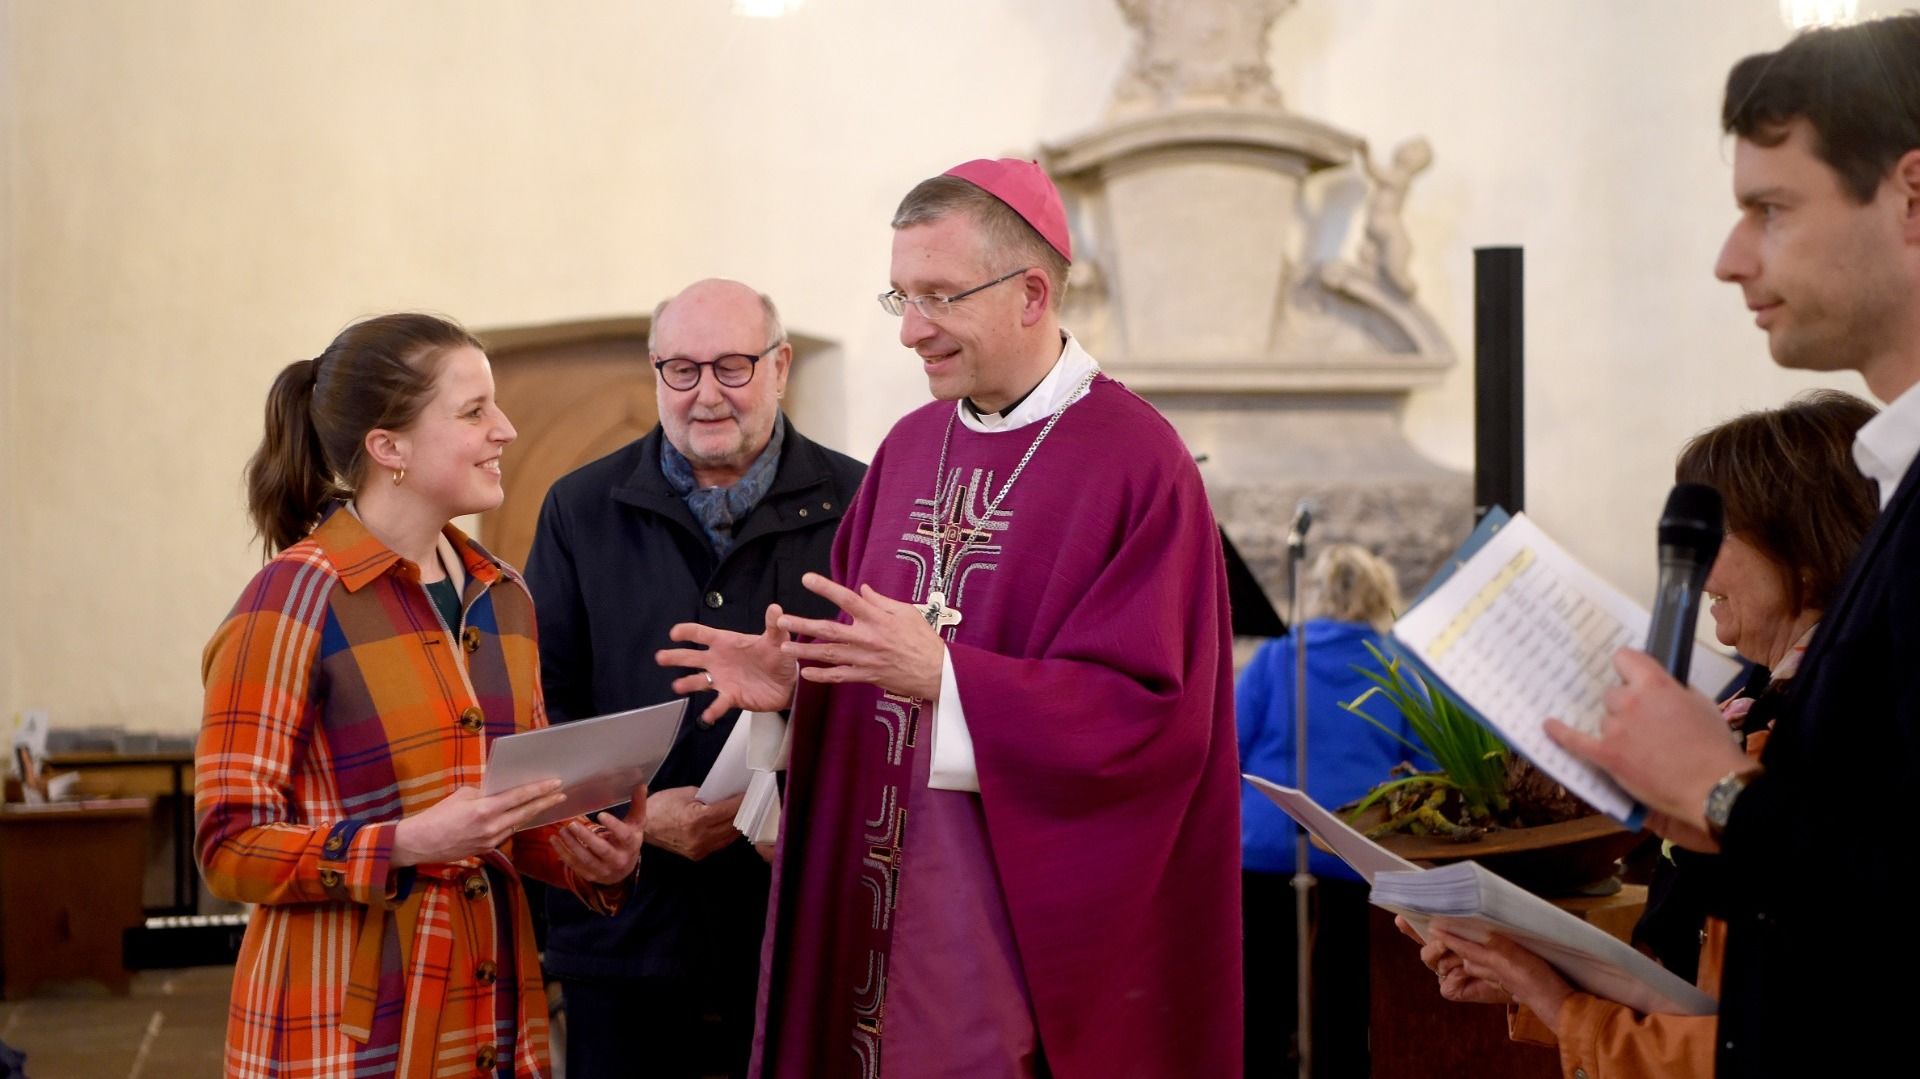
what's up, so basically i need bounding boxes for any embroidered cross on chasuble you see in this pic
[750,374,1245,1079]
[912,516,991,630]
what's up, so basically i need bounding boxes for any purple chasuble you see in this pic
[750,377,1243,1079]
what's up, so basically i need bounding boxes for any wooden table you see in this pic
[0,800,152,998]
[1369,885,1649,1078]
[44,750,197,915]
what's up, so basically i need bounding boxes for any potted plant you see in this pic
[1339,641,1638,895]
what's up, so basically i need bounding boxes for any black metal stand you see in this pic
[1475,247,1526,520]
[1288,524,1314,1079]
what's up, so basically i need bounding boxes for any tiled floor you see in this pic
[0,971,745,1079]
[0,967,230,1079]
[0,968,739,1078]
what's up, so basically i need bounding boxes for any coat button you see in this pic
[318,868,341,888]
[458,706,484,732]
[1573,1070,1589,1079]
[462,626,481,653]
[475,960,497,985]
[463,874,489,899]
[798,507,809,518]
[475,1045,497,1072]
[822,502,833,510]
[704,591,724,609]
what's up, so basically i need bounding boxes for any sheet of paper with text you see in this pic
[1393,513,1738,826]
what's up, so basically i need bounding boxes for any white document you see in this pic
[727,711,789,843]
[1371,861,1717,1017]
[1242,775,1421,884]
[1391,513,1739,825]
[735,773,781,845]
[482,699,686,831]
[696,714,754,805]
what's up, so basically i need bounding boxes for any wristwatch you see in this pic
[1704,768,1759,841]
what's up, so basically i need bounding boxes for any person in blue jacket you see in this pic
[1238,542,1413,1078]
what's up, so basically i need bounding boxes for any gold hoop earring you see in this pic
[392,468,405,486]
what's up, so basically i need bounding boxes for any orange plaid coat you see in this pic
[197,507,623,1078]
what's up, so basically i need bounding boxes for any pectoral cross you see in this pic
[915,589,963,631]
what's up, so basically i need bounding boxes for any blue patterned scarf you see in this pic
[660,415,786,559]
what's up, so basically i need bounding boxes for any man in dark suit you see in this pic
[1538,17,1920,1077]
[524,278,866,1078]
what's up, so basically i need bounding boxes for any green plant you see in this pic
[1340,640,1510,835]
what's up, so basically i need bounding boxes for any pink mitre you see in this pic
[942,157,1073,263]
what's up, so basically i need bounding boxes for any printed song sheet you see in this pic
[1393,513,1738,825]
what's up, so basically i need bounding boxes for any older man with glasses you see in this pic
[524,277,866,1079]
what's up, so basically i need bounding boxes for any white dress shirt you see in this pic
[1854,378,1920,509]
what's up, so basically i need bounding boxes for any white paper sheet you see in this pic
[1241,775,1421,884]
[1372,861,1717,1016]
[735,772,781,844]
[695,713,755,805]
[721,711,789,843]
[482,699,686,830]
[1391,513,1739,824]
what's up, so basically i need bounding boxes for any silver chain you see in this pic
[926,369,1098,595]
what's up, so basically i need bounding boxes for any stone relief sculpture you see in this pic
[1111,0,1295,114]
[1038,0,1468,597]
[1355,137,1433,297]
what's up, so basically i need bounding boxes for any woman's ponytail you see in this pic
[245,357,338,555]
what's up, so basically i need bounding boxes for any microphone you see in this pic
[1645,483,1724,684]
[1286,501,1314,553]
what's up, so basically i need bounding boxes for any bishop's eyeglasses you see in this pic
[878,267,1029,320]
[652,341,782,391]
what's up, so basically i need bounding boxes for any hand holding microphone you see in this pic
[1546,481,1748,835]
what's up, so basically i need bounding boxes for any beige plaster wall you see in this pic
[1273,0,1863,599]
[2,0,17,738]
[1,0,1891,733]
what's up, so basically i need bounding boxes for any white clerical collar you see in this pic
[956,332,1101,434]
[1853,378,1920,509]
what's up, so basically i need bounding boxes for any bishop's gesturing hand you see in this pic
[776,572,945,701]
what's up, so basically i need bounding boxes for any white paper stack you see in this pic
[735,774,781,845]
[1246,775,1716,1018]
[1370,861,1716,1017]
[720,711,790,844]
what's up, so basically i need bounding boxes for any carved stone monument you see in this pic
[1040,0,1471,608]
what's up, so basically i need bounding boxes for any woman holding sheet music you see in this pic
[1406,390,1877,1078]
[195,314,646,1078]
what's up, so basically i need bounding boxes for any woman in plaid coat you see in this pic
[197,314,646,1078]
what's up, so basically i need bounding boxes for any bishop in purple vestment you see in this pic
[661,159,1242,1079]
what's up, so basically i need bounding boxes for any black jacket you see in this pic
[1712,452,1920,1076]
[523,422,866,984]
